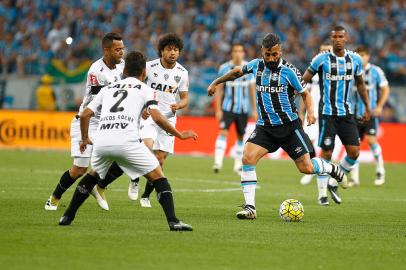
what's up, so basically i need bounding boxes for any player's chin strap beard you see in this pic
[264,58,280,70]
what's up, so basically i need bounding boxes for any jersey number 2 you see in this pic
[110,90,128,112]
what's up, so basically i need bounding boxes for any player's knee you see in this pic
[70,166,87,179]
[320,149,333,160]
[242,153,257,165]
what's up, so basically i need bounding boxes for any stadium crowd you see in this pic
[1,0,405,82]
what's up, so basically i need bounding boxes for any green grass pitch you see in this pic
[0,149,405,270]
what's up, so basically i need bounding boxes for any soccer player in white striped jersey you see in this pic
[351,46,390,186]
[213,43,257,175]
[299,44,332,185]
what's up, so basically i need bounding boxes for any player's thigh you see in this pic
[337,115,360,147]
[244,126,275,164]
[318,115,337,150]
[282,128,315,161]
[219,111,234,130]
[117,143,160,180]
[235,113,248,137]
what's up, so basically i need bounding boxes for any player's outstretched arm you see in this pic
[149,108,197,140]
[300,90,316,126]
[207,67,244,96]
[355,75,371,121]
[302,69,315,83]
[79,108,94,153]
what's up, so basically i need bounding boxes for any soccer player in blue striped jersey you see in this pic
[351,46,390,186]
[208,33,347,220]
[213,43,257,174]
[302,26,371,205]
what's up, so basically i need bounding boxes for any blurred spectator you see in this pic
[36,74,57,111]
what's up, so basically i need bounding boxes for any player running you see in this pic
[207,33,347,220]
[213,43,257,175]
[302,26,370,205]
[92,33,189,209]
[58,51,197,231]
[44,33,125,211]
[299,44,332,185]
[350,46,390,186]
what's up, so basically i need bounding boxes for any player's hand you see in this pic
[170,103,181,113]
[215,110,223,121]
[373,106,383,117]
[80,138,93,153]
[179,130,198,140]
[142,108,150,120]
[306,112,316,126]
[207,83,217,96]
[361,108,371,122]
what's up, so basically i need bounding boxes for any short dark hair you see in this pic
[157,33,184,57]
[262,33,280,49]
[124,51,146,77]
[102,32,122,48]
[355,45,369,54]
[332,25,346,33]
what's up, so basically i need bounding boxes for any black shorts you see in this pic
[357,117,379,140]
[220,111,248,136]
[318,115,360,150]
[247,119,315,160]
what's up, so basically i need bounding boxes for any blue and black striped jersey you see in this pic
[219,61,255,114]
[354,63,388,118]
[242,58,305,126]
[308,49,363,116]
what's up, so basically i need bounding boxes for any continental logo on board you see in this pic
[0,110,75,149]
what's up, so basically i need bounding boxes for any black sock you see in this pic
[153,178,178,223]
[141,180,154,198]
[63,173,99,218]
[131,178,140,183]
[52,170,76,199]
[98,162,123,189]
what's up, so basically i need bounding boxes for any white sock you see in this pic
[241,165,257,208]
[317,174,329,199]
[340,156,357,174]
[214,135,227,168]
[234,140,244,170]
[311,157,333,174]
[370,143,385,174]
[351,162,360,184]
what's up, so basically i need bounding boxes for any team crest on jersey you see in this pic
[271,73,279,81]
[331,63,337,68]
[174,75,181,83]
[154,73,158,77]
[164,74,169,81]
[346,62,352,69]
[89,73,99,86]
[324,136,332,146]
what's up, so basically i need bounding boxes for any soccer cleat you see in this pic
[330,164,348,189]
[233,166,242,176]
[374,172,385,186]
[90,185,109,211]
[168,221,193,231]
[213,164,221,174]
[328,185,342,204]
[45,196,58,211]
[140,197,152,208]
[58,215,74,226]
[318,197,329,206]
[236,205,257,219]
[128,180,139,201]
[300,174,314,185]
[348,178,360,187]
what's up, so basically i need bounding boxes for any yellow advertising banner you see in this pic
[0,110,76,150]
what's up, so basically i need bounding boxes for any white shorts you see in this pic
[70,117,98,167]
[91,142,159,180]
[303,120,319,142]
[140,117,175,154]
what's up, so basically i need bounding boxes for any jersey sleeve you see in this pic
[86,87,105,113]
[178,71,189,92]
[87,69,106,95]
[375,66,389,87]
[287,68,305,93]
[308,54,325,74]
[242,59,258,75]
[354,54,363,76]
[218,64,227,77]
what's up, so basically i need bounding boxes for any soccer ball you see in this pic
[279,199,304,222]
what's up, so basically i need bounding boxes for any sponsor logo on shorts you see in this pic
[369,129,376,134]
[249,130,257,139]
[220,121,225,129]
[294,146,303,154]
[324,136,332,146]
